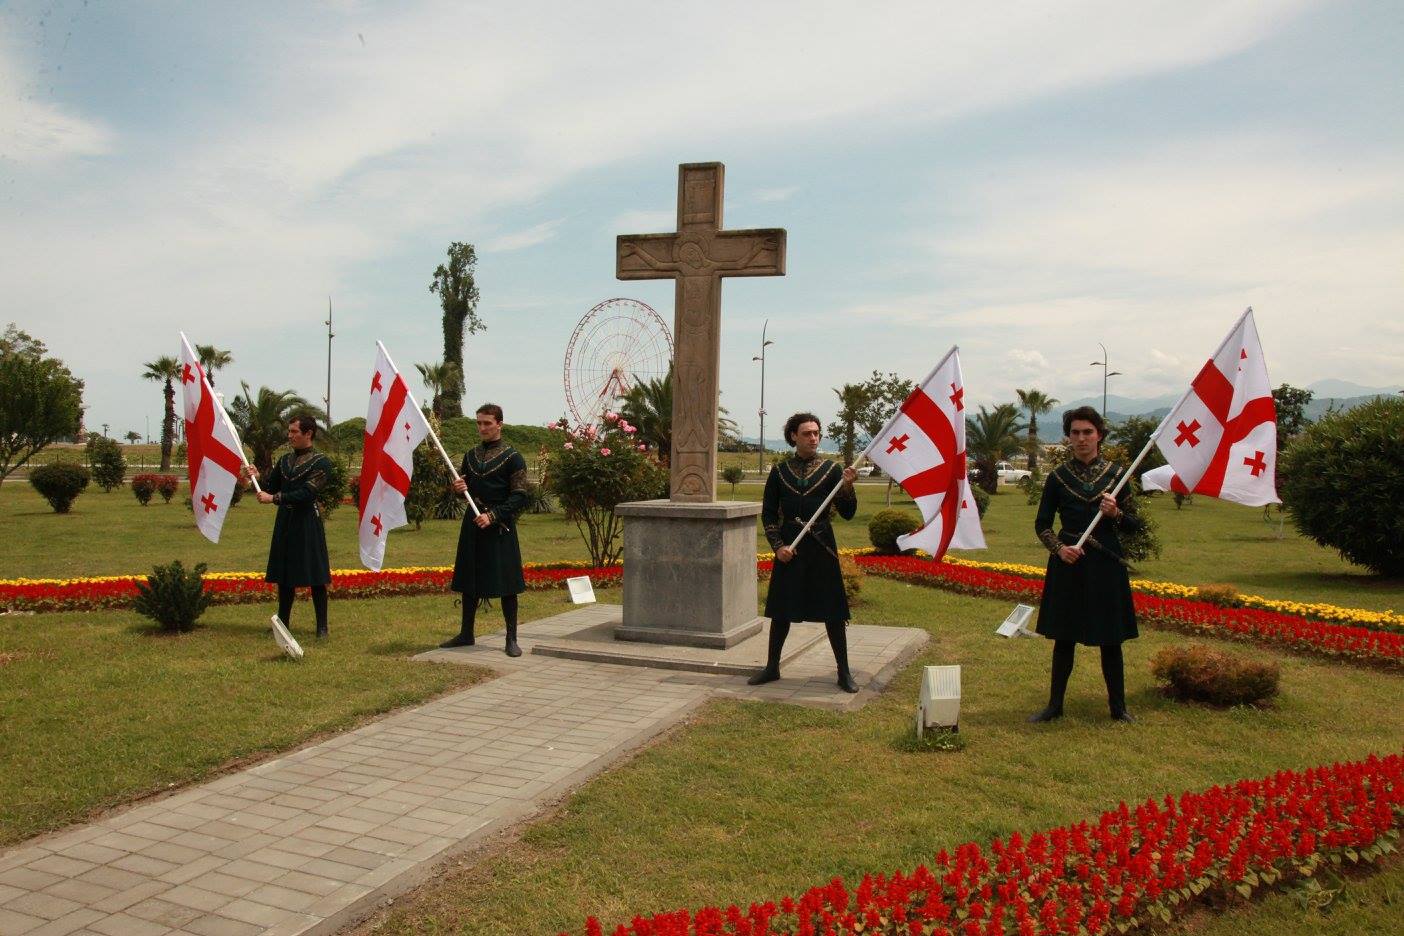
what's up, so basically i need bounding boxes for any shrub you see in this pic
[721,464,744,496]
[316,456,349,520]
[1150,643,1280,706]
[839,554,864,604]
[868,508,920,553]
[156,474,180,503]
[86,434,127,492]
[970,484,990,518]
[1195,583,1243,607]
[525,480,554,514]
[131,473,158,506]
[132,560,212,632]
[1280,397,1404,576]
[29,462,90,513]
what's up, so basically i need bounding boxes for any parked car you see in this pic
[996,461,1031,483]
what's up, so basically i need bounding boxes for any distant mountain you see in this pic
[1306,379,1402,398]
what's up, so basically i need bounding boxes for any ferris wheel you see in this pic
[563,298,673,426]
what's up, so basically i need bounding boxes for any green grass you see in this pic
[3,479,1398,611]
[349,576,1404,936]
[0,589,579,848]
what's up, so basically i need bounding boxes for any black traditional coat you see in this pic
[451,440,531,598]
[762,456,857,624]
[1034,456,1143,646]
[262,448,333,587]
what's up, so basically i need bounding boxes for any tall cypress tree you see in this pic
[429,242,484,418]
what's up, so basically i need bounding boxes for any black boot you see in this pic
[312,586,328,640]
[747,618,789,685]
[1028,640,1074,722]
[503,595,521,657]
[1102,644,1134,722]
[826,620,859,693]
[440,599,476,648]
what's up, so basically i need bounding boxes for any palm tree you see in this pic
[829,383,870,466]
[196,344,234,389]
[1015,388,1059,472]
[965,403,1026,494]
[141,356,181,472]
[619,366,674,461]
[415,361,462,420]
[228,383,322,476]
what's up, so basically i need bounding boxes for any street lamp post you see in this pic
[324,297,335,427]
[752,320,774,475]
[1090,343,1123,418]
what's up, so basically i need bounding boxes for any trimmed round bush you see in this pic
[156,475,180,503]
[868,508,920,553]
[1150,643,1279,707]
[29,462,90,513]
[131,473,158,506]
[1280,397,1404,576]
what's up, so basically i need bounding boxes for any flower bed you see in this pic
[563,752,1404,936]
[853,555,1404,668]
[0,562,622,614]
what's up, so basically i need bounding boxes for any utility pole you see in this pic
[324,297,335,427]
[752,320,774,474]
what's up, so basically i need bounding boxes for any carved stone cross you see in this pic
[617,163,786,502]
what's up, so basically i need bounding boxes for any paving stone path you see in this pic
[0,616,926,936]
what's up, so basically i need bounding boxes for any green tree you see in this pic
[1014,388,1059,472]
[619,366,674,461]
[141,355,181,472]
[965,403,1026,494]
[415,361,462,421]
[429,242,484,417]
[86,434,127,492]
[721,464,744,497]
[1110,414,1167,472]
[228,383,322,476]
[827,371,915,467]
[124,430,142,444]
[828,383,869,468]
[0,325,85,489]
[195,344,233,389]
[1272,383,1314,451]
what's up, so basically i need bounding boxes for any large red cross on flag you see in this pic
[358,343,432,571]
[179,333,246,543]
[863,346,985,561]
[1143,308,1280,507]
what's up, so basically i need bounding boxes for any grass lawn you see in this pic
[350,577,1404,936]
[4,480,1397,612]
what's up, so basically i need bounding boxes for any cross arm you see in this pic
[617,234,681,281]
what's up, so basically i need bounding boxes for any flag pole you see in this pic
[377,341,481,518]
[1071,307,1253,549]
[786,453,867,551]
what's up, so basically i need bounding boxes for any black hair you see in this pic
[1062,405,1107,441]
[289,414,318,439]
[476,403,504,423]
[784,412,822,447]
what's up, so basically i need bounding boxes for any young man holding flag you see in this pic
[1028,407,1142,723]
[441,404,532,656]
[244,416,334,640]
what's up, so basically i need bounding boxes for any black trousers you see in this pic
[277,585,327,631]
[1047,639,1126,712]
[460,593,518,635]
[764,617,851,676]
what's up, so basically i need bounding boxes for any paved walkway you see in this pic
[0,617,926,936]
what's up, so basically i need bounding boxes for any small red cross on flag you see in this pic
[1174,419,1202,447]
[886,434,909,454]
[371,514,383,536]
[200,492,218,513]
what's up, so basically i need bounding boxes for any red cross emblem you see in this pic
[370,514,383,536]
[404,421,411,440]
[371,371,383,393]
[886,433,910,454]
[1243,450,1267,477]
[182,363,196,384]
[200,492,218,513]
[1174,419,1202,447]
[1239,348,1248,372]
[949,383,964,411]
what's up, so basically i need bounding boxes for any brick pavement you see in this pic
[0,616,926,935]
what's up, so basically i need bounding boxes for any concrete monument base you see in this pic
[613,498,764,649]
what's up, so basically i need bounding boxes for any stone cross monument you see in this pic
[617,162,786,503]
[611,162,786,649]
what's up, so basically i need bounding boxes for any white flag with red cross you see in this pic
[1148,308,1279,507]
[359,343,432,571]
[863,346,986,561]
[179,333,246,544]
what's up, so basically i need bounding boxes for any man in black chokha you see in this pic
[243,415,334,639]
[1028,406,1143,723]
[440,404,531,656]
[749,412,861,693]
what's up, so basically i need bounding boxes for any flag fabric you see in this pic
[863,346,986,560]
[358,344,432,571]
[179,333,245,543]
[1151,309,1280,506]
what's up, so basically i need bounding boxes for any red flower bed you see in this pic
[853,555,1404,668]
[564,753,1404,936]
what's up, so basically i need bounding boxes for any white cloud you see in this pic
[754,186,799,203]
[610,210,676,236]
[483,219,565,253]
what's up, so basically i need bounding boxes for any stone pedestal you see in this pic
[613,499,764,648]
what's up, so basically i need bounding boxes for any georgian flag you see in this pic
[179,333,245,544]
[1149,308,1280,506]
[358,343,432,571]
[864,346,986,561]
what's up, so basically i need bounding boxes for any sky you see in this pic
[2,0,1401,443]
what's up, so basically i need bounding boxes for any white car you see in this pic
[996,461,1031,483]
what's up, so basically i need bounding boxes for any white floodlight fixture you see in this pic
[916,664,961,736]
[566,575,597,605]
[996,604,1037,638]
[271,615,304,661]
